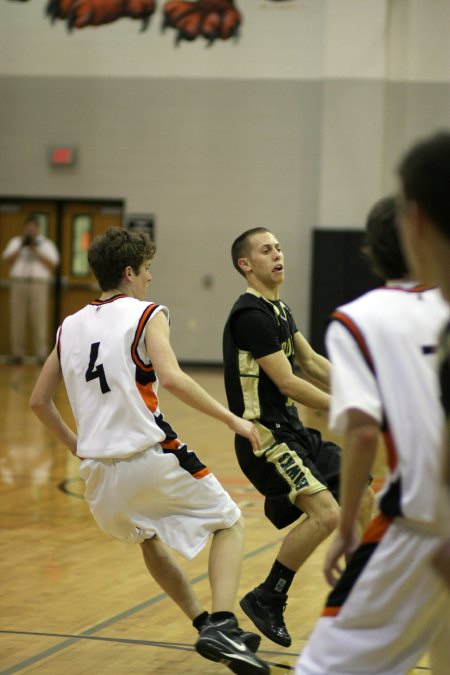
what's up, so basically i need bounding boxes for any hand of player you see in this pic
[324,528,358,587]
[229,416,261,452]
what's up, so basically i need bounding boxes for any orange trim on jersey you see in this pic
[379,284,434,294]
[331,311,375,373]
[90,294,127,306]
[136,380,158,414]
[332,310,399,477]
[320,513,393,618]
[161,438,183,450]
[131,303,159,372]
[192,467,211,479]
[360,512,393,545]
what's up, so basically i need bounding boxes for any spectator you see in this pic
[2,216,59,364]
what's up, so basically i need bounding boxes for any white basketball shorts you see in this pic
[79,444,241,559]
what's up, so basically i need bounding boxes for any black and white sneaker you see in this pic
[240,587,291,647]
[195,615,270,674]
[238,628,261,653]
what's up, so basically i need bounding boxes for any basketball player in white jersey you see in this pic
[396,131,450,592]
[295,196,450,675]
[396,132,450,674]
[30,227,270,675]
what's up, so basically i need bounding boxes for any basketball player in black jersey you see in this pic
[223,227,374,647]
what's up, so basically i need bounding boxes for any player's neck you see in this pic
[247,282,280,301]
[100,288,128,300]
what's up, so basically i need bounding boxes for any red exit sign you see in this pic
[49,146,77,166]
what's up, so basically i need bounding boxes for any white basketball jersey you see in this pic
[326,284,449,528]
[58,294,169,459]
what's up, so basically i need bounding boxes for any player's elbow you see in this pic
[157,372,175,390]
[29,397,40,415]
[276,374,297,398]
[358,425,379,445]
[29,391,46,416]
[157,368,185,392]
[350,424,379,452]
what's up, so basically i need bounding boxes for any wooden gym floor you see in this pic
[0,364,431,674]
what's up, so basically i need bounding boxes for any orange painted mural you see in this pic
[10,0,291,44]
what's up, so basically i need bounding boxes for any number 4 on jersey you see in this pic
[85,342,111,394]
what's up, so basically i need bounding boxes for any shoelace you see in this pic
[260,593,288,624]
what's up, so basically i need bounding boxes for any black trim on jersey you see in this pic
[440,321,450,418]
[90,294,127,306]
[56,326,62,361]
[135,364,157,386]
[325,541,378,610]
[164,444,208,476]
[154,412,179,445]
[153,414,207,475]
[378,477,403,517]
[131,303,162,372]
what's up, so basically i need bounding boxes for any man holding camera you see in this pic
[2,216,60,365]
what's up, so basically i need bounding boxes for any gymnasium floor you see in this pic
[0,364,432,674]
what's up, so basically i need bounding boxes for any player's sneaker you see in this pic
[238,628,261,653]
[195,615,270,674]
[240,586,291,647]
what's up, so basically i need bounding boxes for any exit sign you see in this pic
[49,146,77,166]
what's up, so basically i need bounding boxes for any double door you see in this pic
[0,199,123,357]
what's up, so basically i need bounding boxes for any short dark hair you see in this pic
[88,227,155,291]
[398,130,450,240]
[231,227,269,277]
[362,196,409,281]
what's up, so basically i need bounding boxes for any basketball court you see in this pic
[0,364,431,674]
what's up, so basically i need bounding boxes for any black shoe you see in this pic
[195,615,270,674]
[238,628,261,653]
[240,587,291,647]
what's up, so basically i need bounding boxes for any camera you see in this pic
[22,234,34,247]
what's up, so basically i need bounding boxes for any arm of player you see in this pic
[324,408,379,587]
[29,348,78,456]
[145,311,261,452]
[256,349,330,412]
[293,331,330,392]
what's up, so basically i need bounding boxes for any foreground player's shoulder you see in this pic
[422,286,449,308]
[61,301,92,327]
[332,287,387,325]
[142,299,169,323]
[387,285,449,323]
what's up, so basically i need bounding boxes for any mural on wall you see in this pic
[9,0,292,44]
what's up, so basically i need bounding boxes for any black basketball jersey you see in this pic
[223,289,304,434]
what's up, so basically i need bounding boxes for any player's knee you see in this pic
[295,491,340,536]
[320,504,340,536]
[306,503,339,539]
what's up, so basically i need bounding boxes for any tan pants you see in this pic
[9,279,51,361]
